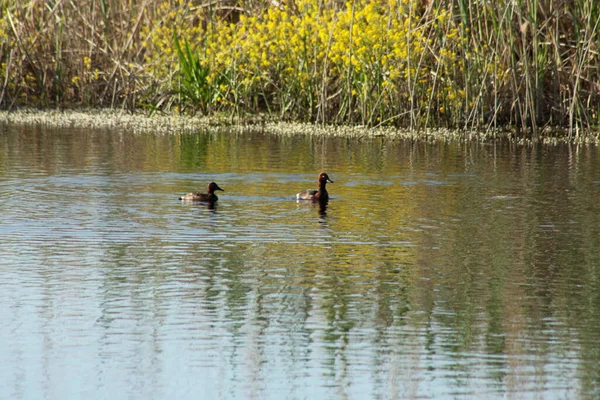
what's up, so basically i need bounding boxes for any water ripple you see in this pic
[2,128,600,399]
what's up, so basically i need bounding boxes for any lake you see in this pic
[1,123,599,399]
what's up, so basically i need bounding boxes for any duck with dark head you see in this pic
[179,182,224,202]
[296,172,334,202]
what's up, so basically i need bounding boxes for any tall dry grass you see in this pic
[1,0,599,137]
[0,0,167,109]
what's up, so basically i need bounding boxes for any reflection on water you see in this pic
[1,124,600,399]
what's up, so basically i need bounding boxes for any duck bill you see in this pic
[327,178,334,183]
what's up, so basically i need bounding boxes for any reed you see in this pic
[1,0,599,137]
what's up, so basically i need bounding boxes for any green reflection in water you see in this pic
[1,124,600,398]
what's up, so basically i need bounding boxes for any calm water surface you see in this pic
[1,124,600,399]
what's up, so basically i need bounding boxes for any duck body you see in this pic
[296,172,334,201]
[179,191,219,202]
[179,182,224,202]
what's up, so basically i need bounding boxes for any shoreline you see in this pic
[0,109,597,145]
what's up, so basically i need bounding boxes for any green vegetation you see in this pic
[1,0,599,138]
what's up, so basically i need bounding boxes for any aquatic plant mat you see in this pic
[1,109,597,144]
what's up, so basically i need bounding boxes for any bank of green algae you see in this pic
[0,109,598,145]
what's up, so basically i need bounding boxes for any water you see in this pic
[1,124,600,399]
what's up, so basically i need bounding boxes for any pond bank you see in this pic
[0,109,597,145]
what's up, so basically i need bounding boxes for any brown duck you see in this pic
[179,182,224,202]
[296,172,334,201]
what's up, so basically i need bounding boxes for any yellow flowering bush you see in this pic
[143,0,471,124]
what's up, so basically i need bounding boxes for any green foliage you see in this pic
[173,34,211,112]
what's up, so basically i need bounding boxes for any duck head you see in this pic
[207,182,224,194]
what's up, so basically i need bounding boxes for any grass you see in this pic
[1,0,599,138]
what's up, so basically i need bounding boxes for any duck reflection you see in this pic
[180,198,218,211]
[296,198,329,216]
[318,199,328,218]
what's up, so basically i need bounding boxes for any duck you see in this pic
[179,182,224,202]
[296,172,334,201]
